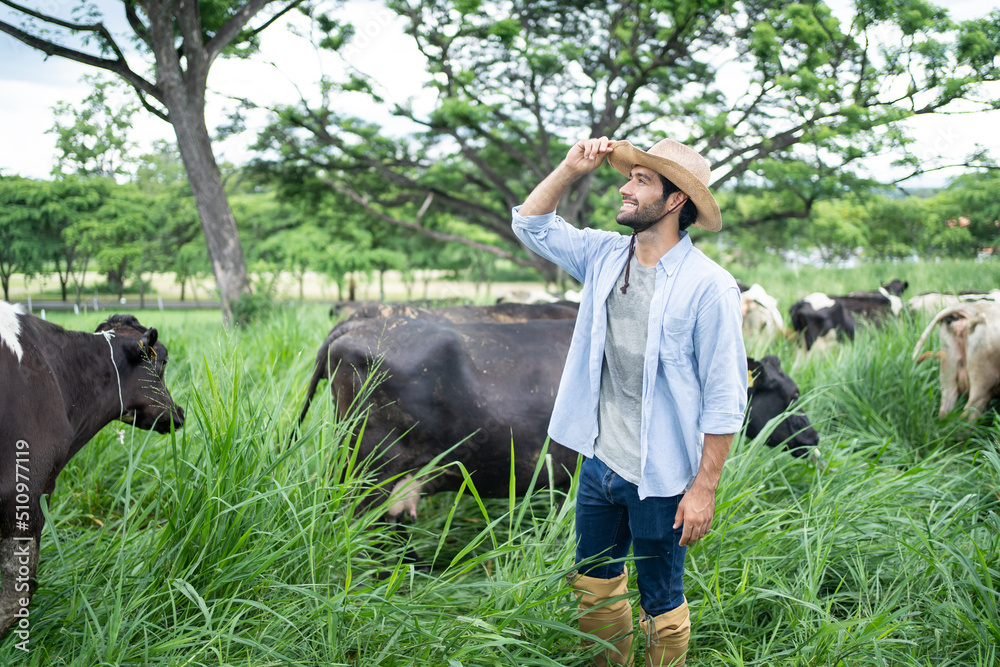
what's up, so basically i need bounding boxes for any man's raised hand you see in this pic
[563,136,618,174]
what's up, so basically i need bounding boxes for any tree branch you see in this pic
[0,18,163,110]
[321,178,533,267]
[206,0,299,64]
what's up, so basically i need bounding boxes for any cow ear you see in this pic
[746,358,759,389]
[124,332,158,364]
[123,338,145,364]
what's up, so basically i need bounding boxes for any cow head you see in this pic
[746,355,819,458]
[881,279,909,297]
[95,315,184,433]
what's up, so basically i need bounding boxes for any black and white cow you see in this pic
[0,304,184,638]
[790,281,909,351]
[299,309,819,523]
[790,293,857,351]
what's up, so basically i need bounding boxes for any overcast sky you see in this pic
[1,0,998,187]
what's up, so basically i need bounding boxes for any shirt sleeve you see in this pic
[511,206,592,284]
[693,284,748,434]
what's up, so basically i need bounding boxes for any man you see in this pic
[512,137,747,666]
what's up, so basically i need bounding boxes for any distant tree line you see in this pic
[4,165,999,304]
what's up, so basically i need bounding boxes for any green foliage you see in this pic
[0,177,45,300]
[48,75,139,179]
[230,287,278,327]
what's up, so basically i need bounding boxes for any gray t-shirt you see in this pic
[594,254,656,484]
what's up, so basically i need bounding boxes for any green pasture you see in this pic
[2,264,999,666]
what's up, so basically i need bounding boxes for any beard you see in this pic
[616,198,668,233]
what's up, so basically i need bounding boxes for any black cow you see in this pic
[790,296,857,351]
[299,312,819,523]
[300,315,580,522]
[0,307,184,639]
[746,356,819,458]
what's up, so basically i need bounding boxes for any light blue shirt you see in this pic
[512,207,748,499]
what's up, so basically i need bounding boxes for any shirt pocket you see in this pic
[659,315,696,367]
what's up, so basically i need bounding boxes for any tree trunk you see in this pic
[144,2,250,325]
[169,106,249,323]
[53,254,70,301]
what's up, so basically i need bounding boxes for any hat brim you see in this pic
[607,140,722,232]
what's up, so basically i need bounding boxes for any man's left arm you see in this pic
[675,283,747,547]
[674,432,733,546]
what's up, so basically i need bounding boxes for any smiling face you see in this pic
[616,166,673,233]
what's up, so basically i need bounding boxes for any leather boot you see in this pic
[569,568,634,666]
[640,601,690,666]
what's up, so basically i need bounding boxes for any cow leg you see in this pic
[938,317,970,418]
[387,474,422,524]
[0,536,38,639]
[938,354,965,418]
[938,373,962,418]
[385,475,429,571]
[962,371,999,422]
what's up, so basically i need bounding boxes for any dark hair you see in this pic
[657,174,699,231]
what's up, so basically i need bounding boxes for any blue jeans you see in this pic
[575,456,687,616]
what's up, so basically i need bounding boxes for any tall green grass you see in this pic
[3,290,998,665]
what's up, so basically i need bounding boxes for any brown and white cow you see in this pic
[0,304,184,638]
[912,301,1000,420]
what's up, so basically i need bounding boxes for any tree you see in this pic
[933,171,1000,256]
[0,0,310,322]
[71,185,161,303]
[258,0,1000,276]
[0,177,44,300]
[49,75,139,179]
[41,178,113,302]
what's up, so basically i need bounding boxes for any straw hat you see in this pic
[607,138,722,232]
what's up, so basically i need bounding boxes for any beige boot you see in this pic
[569,568,634,666]
[640,601,690,666]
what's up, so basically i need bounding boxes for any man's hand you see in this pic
[673,432,733,547]
[563,136,618,175]
[674,481,716,546]
[519,136,618,216]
